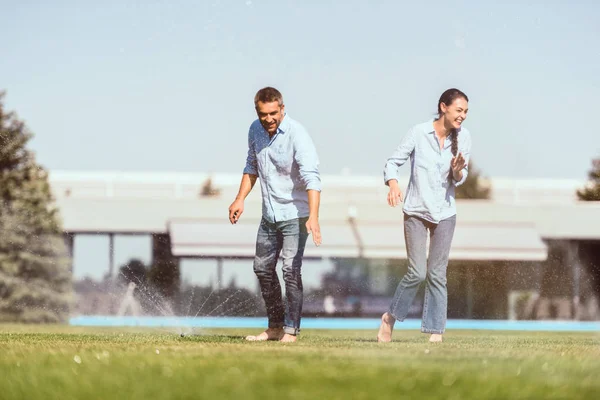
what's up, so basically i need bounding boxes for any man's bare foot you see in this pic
[245,328,284,341]
[280,333,297,343]
[429,334,443,343]
[377,312,395,343]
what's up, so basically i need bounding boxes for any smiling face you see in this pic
[256,100,285,135]
[439,96,469,130]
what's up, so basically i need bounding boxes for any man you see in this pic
[228,87,322,343]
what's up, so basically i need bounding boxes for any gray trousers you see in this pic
[388,213,456,334]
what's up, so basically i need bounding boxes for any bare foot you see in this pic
[245,328,284,341]
[377,312,395,343]
[280,333,297,343]
[429,334,443,343]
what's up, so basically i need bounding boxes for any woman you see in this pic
[377,88,472,343]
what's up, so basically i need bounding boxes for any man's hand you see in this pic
[306,217,322,246]
[228,199,244,224]
[386,180,403,207]
[229,174,257,224]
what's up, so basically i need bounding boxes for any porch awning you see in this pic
[169,218,547,261]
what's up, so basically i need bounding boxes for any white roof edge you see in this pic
[47,170,586,187]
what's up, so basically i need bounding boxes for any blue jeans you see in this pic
[253,217,309,335]
[388,213,456,334]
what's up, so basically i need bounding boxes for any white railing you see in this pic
[48,170,585,205]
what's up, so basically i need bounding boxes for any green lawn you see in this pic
[0,325,598,400]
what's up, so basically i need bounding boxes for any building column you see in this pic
[63,232,75,273]
[347,206,363,258]
[568,240,582,320]
[108,233,115,278]
[217,258,223,290]
[466,265,474,319]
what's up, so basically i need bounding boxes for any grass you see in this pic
[0,324,599,400]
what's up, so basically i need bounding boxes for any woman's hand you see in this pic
[451,152,466,180]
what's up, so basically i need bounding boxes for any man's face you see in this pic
[256,101,285,135]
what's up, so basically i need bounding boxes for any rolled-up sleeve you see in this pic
[383,128,416,185]
[243,129,258,176]
[293,129,321,192]
[454,130,471,187]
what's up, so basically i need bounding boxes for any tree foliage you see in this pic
[455,159,491,200]
[0,91,71,322]
[577,158,600,201]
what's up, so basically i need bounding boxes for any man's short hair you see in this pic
[254,87,284,107]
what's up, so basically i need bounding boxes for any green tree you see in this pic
[577,158,600,201]
[455,159,491,199]
[147,234,180,312]
[576,157,600,300]
[0,91,71,322]
[118,258,148,287]
[199,177,221,197]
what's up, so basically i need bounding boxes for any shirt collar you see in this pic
[428,119,461,150]
[428,119,462,135]
[277,114,290,134]
[428,119,436,135]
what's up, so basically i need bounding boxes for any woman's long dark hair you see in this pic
[436,88,468,184]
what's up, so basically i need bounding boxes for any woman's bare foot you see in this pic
[245,327,284,341]
[280,333,297,343]
[429,334,443,343]
[377,312,395,342]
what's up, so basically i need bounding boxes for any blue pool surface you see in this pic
[69,316,600,332]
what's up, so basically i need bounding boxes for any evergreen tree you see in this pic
[455,159,491,199]
[577,158,600,201]
[118,258,148,287]
[0,91,71,322]
[576,157,600,300]
[147,234,180,313]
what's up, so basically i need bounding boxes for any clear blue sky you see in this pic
[2,1,599,285]
[3,0,599,180]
